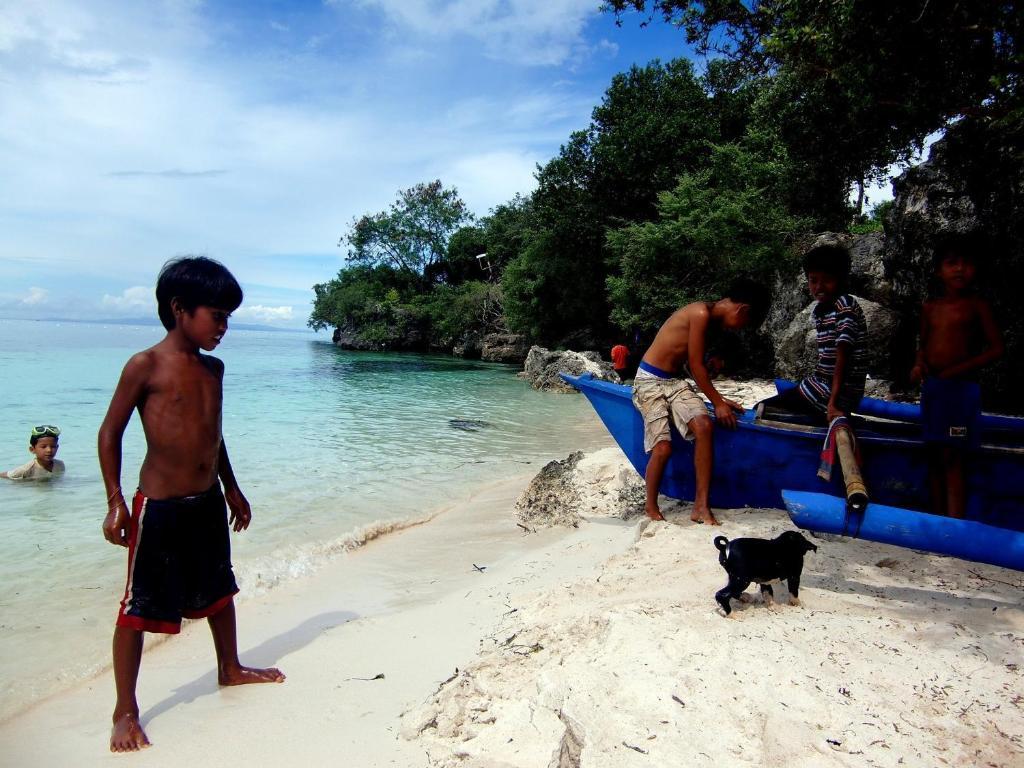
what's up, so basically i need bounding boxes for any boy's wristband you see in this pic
[106,487,123,503]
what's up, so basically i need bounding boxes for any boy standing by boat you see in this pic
[99,257,284,753]
[910,234,1003,517]
[758,244,867,424]
[633,278,769,524]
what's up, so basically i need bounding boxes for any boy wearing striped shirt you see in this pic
[761,244,867,423]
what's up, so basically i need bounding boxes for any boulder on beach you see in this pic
[515,448,644,528]
[519,346,620,393]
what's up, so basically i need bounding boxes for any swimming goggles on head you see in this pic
[31,425,61,438]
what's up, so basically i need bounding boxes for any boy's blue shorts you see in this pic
[921,377,981,449]
[116,484,239,634]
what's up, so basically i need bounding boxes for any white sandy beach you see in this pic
[1,382,1021,767]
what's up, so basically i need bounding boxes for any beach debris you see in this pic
[967,568,1023,589]
[826,738,842,747]
[346,673,385,681]
[671,695,685,707]
[622,741,649,755]
[875,558,900,569]
[472,563,487,572]
[516,522,536,534]
[448,418,491,432]
[839,687,852,698]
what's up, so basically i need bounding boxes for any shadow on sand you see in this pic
[141,610,358,725]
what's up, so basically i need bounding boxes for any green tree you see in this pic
[425,225,488,285]
[343,180,472,277]
[503,58,721,344]
[606,133,805,331]
[605,1,1020,227]
[479,194,535,274]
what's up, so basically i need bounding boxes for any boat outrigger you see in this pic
[562,373,1024,570]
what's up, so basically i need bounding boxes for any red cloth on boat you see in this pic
[817,416,860,482]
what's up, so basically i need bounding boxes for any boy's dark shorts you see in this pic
[116,485,239,634]
[921,377,981,449]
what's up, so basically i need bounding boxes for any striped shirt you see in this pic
[798,294,867,412]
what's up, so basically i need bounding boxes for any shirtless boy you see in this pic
[911,234,1003,517]
[99,256,284,752]
[633,279,769,524]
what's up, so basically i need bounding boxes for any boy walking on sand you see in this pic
[633,278,769,524]
[99,256,284,753]
[910,234,1003,517]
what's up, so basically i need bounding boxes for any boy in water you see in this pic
[99,256,284,753]
[758,244,867,424]
[1,425,65,480]
[633,278,770,524]
[910,234,1003,517]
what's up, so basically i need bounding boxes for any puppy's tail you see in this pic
[714,535,729,566]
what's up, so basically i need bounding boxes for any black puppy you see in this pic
[713,531,817,616]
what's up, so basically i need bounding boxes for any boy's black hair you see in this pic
[802,244,851,293]
[802,244,851,278]
[725,277,771,326]
[156,256,243,331]
[932,231,982,268]
[29,434,57,447]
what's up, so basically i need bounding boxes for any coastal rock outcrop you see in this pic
[479,333,531,363]
[519,346,620,393]
[768,231,895,380]
[774,295,899,380]
[515,448,644,528]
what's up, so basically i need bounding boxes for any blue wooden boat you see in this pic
[783,490,1024,571]
[773,379,1024,434]
[561,373,1024,532]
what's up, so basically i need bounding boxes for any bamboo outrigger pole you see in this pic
[835,427,868,512]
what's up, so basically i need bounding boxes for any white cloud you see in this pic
[21,287,49,305]
[102,286,153,312]
[446,151,539,213]
[343,0,600,66]
[233,304,295,323]
[0,1,622,328]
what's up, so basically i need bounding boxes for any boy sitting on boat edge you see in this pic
[632,278,770,524]
[757,244,867,426]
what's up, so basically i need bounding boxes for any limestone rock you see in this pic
[519,346,620,393]
[452,333,482,359]
[515,452,585,528]
[515,448,645,528]
[774,296,899,380]
[479,333,531,363]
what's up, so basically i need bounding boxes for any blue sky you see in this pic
[0,0,694,328]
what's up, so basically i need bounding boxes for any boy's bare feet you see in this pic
[218,664,286,686]
[110,711,150,752]
[644,506,667,521]
[690,506,720,525]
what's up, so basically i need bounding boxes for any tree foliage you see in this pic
[343,180,472,276]
[605,1,1021,227]
[606,133,805,331]
[503,58,722,344]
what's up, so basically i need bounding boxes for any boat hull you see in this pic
[563,373,1023,531]
[783,490,1024,571]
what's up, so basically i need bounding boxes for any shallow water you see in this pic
[0,319,603,719]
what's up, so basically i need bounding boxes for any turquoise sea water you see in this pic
[0,319,603,719]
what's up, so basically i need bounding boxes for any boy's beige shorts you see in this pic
[632,370,707,452]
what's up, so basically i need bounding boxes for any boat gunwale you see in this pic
[563,373,1022,455]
